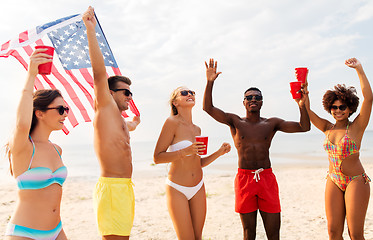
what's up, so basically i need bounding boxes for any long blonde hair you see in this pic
[169,86,187,116]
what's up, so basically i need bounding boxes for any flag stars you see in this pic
[64,44,70,49]
[99,42,105,47]
[74,61,79,66]
[80,35,86,40]
[65,57,71,62]
[69,51,75,56]
[76,40,82,45]
[64,30,70,35]
[72,45,78,50]
[96,32,101,37]
[60,36,65,41]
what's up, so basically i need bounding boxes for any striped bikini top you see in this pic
[323,123,359,171]
[16,136,67,190]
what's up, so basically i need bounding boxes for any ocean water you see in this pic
[1,131,372,182]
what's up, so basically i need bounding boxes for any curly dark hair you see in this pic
[322,84,359,117]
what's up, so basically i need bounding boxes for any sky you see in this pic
[0,0,373,149]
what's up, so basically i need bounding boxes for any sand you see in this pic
[1,158,373,240]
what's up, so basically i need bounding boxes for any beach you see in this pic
[1,156,373,240]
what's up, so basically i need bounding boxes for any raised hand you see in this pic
[82,6,96,31]
[29,48,53,76]
[345,58,362,69]
[294,82,309,107]
[205,58,222,82]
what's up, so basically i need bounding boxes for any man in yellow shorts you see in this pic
[83,7,140,240]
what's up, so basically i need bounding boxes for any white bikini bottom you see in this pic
[166,178,204,200]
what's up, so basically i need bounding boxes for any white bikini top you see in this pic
[168,140,193,152]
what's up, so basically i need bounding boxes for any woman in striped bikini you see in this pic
[5,48,69,239]
[304,58,372,239]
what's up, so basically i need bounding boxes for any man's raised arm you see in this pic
[203,58,231,125]
[83,6,111,107]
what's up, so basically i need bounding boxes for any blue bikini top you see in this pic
[16,136,68,190]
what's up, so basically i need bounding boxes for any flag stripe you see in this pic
[79,68,94,88]
[1,12,140,135]
[19,31,29,43]
[112,67,121,75]
[22,44,80,129]
[35,39,92,122]
[1,40,10,51]
[9,50,44,90]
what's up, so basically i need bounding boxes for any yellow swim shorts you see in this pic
[93,177,135,236]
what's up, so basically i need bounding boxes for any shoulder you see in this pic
[193,124,202,134]
[265,117,285,126]
[52,143,63,155]
[267,117,284,123]
[226,112,244,125]
[163,116,180,129]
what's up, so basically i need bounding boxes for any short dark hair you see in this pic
[322,84,359,117]
[244,87,262,96]
[108,75,132,90]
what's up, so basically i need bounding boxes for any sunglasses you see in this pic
[180,90,195,96]
[244,95,263,101]
[112,88,133,97]
[331,105,347,111]
[44,106,70,115]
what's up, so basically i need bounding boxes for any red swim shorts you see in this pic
[234,168,281,214]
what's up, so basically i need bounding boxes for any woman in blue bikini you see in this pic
[154,86,231,239]
[5,48,69,239]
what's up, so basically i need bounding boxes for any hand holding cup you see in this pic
[195,136,208,155]
[34,46,54,75]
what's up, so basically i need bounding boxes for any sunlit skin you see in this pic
[303,57,372,240]
[203,58,310,240]
[83,6,140,240]
[7,49,68,239]
[154,87,231,240]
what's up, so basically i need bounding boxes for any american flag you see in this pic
[0,13,140,134]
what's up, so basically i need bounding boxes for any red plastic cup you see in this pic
[195,136,208,155]
[290,81,302,99]
[35,45,54,75]
[295,67,308,83]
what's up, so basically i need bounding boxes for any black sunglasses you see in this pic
[180,90,195,96]
[331,105,347,111]
[244,95,263,101]
[112,88,133,97]
[44,106,70,115]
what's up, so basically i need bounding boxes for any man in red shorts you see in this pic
[203,59,310,240]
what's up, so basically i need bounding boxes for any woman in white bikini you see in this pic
[154,86,231,239]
